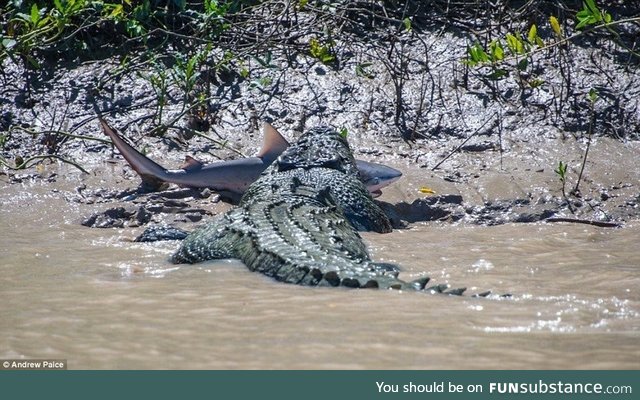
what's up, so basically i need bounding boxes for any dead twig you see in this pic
[545,217,621,228]
[0,154,89,174]
[431,113,498,171]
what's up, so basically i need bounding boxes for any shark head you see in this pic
[355,160,402,198]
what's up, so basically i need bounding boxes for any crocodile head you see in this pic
[275,125,359,177]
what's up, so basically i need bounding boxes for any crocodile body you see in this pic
[172,126,464,293]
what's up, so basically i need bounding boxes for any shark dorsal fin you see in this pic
[181,155,204,171]
[256,122,290,161]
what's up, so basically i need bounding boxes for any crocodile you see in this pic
[99,118,402,199]
[172,125,468,294]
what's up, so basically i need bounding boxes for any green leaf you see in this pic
[487,68,508,80]
[258,76,272,87]
[554,161,568,181]
[462,59,476,67]
[584,0,597,11]
[53,0,63,12]
[576,10,591,20]
[355,62,375,79]
[252,52,276,69]
[489,40,503,61]
[30,4,40,25]
[527,24,538,45]
[505,33,524,55]
[36,15,50,29]
[576,0,608,29]
[528,78,545,88]
[109,4,124,18]
[24,53,41,69]
[403,17,412,32]
[309,38,335,64]
[575,15,592,30]
[125,20,145,37]
[584,0,602,21]
[505,33,516,53]
[187,55,199,76]
[467,43,489,64]
[339,127,348,139]
[517,58,529,71]
[588,88,598,103]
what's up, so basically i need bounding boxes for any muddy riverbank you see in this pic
[2,2,639,227]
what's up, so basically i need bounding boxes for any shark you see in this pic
[99,118,402,198]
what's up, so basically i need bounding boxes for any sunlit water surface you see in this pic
[1,177,638,369]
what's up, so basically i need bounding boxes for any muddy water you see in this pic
[1,174,639,370]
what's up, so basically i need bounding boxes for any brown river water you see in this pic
[1,171,639,370]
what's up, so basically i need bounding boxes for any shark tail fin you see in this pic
[100,118,169,190]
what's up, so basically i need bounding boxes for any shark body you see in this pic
[100,119,401,197]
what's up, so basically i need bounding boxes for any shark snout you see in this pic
[355,160,402,196]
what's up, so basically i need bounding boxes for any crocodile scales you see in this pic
[172,126,467,293]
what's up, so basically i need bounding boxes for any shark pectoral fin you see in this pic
[181,155,204,171]
[256,122,290,161]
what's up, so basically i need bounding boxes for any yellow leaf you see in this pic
[418,186,436,195]
[550,16,562,38]
[110,4,123,18]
